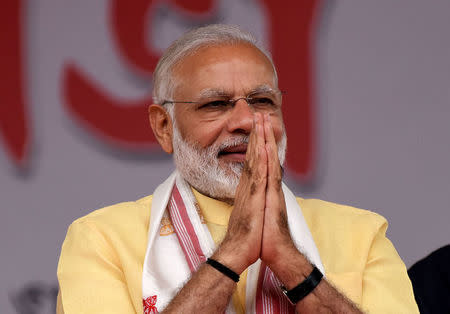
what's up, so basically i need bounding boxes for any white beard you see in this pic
[172,124,287,201]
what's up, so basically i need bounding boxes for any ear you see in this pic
[148,104,174,154]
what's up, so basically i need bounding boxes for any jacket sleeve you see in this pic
[57,219,138,314]
[360,220,419,313]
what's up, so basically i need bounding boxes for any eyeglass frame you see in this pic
[160,90,286,111]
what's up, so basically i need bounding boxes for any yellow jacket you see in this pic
[57,192,419,313]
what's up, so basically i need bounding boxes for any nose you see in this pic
[226,98,254,134]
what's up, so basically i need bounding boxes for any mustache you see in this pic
[215,135,250,157]
[217,136,249,153]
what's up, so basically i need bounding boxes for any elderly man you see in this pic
[57,25,418,313]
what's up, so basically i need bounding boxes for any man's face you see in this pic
[170,43,286,200]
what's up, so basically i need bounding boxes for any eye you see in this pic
[248,97,276,107]
[199,100,230,109]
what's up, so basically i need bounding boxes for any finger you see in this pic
[245,114,257,161]
[245,113,265,167]
[237,113,267,196]
[250,113,267,187]
[263,114,282,192]
[255,112,267,168]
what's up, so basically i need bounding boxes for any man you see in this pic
[408,245,450,313]
[57,25,419,313]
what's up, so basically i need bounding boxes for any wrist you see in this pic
[206,258,240,282]
[213,240,250,274]
[268,247,313,289]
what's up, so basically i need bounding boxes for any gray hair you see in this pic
[152,24,278,117]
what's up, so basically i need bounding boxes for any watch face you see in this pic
[280,286,295,304]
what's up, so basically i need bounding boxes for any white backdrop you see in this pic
[1,1,450,313]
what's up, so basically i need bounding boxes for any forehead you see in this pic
[172,43,277,98]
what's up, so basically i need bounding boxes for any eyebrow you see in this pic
[198,88,230,99]
[248,85,280,95]
[197,84,280,99]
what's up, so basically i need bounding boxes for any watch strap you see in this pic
[281,266,323,304]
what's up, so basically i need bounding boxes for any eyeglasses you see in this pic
[161,91,285,120]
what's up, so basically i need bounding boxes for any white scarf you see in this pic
[142,171,324,313]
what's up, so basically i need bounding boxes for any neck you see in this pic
[189,183,236,206]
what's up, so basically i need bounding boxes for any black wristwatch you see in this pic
[281,266,323,304]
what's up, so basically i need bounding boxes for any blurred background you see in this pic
[1,1,449,313]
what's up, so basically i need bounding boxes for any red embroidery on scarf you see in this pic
[143,295,158,314]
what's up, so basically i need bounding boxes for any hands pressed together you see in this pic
[216,112,309,282]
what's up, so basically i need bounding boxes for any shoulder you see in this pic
[297,197,390,274]
[294,198,418,312]
[73,195,152,225]
[60,195,153,271]
[67,195,153,245]
[298,197,387,236]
